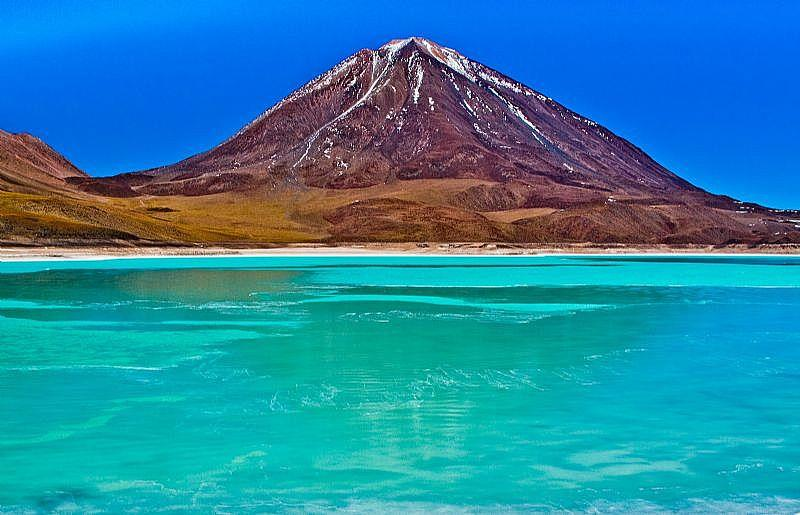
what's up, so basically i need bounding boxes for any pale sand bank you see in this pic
[2,242,800,261]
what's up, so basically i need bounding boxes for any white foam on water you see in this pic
[302,293,608,314]
[3,364,170,372]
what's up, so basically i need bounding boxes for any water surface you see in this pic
[1,255,799,512]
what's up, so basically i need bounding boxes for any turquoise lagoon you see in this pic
[0,255,799,512]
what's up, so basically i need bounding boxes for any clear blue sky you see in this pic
[1,0,798,208]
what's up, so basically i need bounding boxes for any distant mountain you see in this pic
[6,38,800,245]
[0,129,87,194]
[0,131,193,245]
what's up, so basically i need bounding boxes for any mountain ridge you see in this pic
[0,129,87,194]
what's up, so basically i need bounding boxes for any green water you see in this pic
[1,255,799,512]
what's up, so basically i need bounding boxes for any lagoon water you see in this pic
[1,255,799,512]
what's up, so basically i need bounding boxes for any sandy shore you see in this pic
[2,242,800,261]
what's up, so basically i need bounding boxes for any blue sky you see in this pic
[1,0,798,208]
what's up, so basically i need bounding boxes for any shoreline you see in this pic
[2,242,800,261]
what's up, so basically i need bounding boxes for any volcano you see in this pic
[119,37,701,197]
[8,37,800,245]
